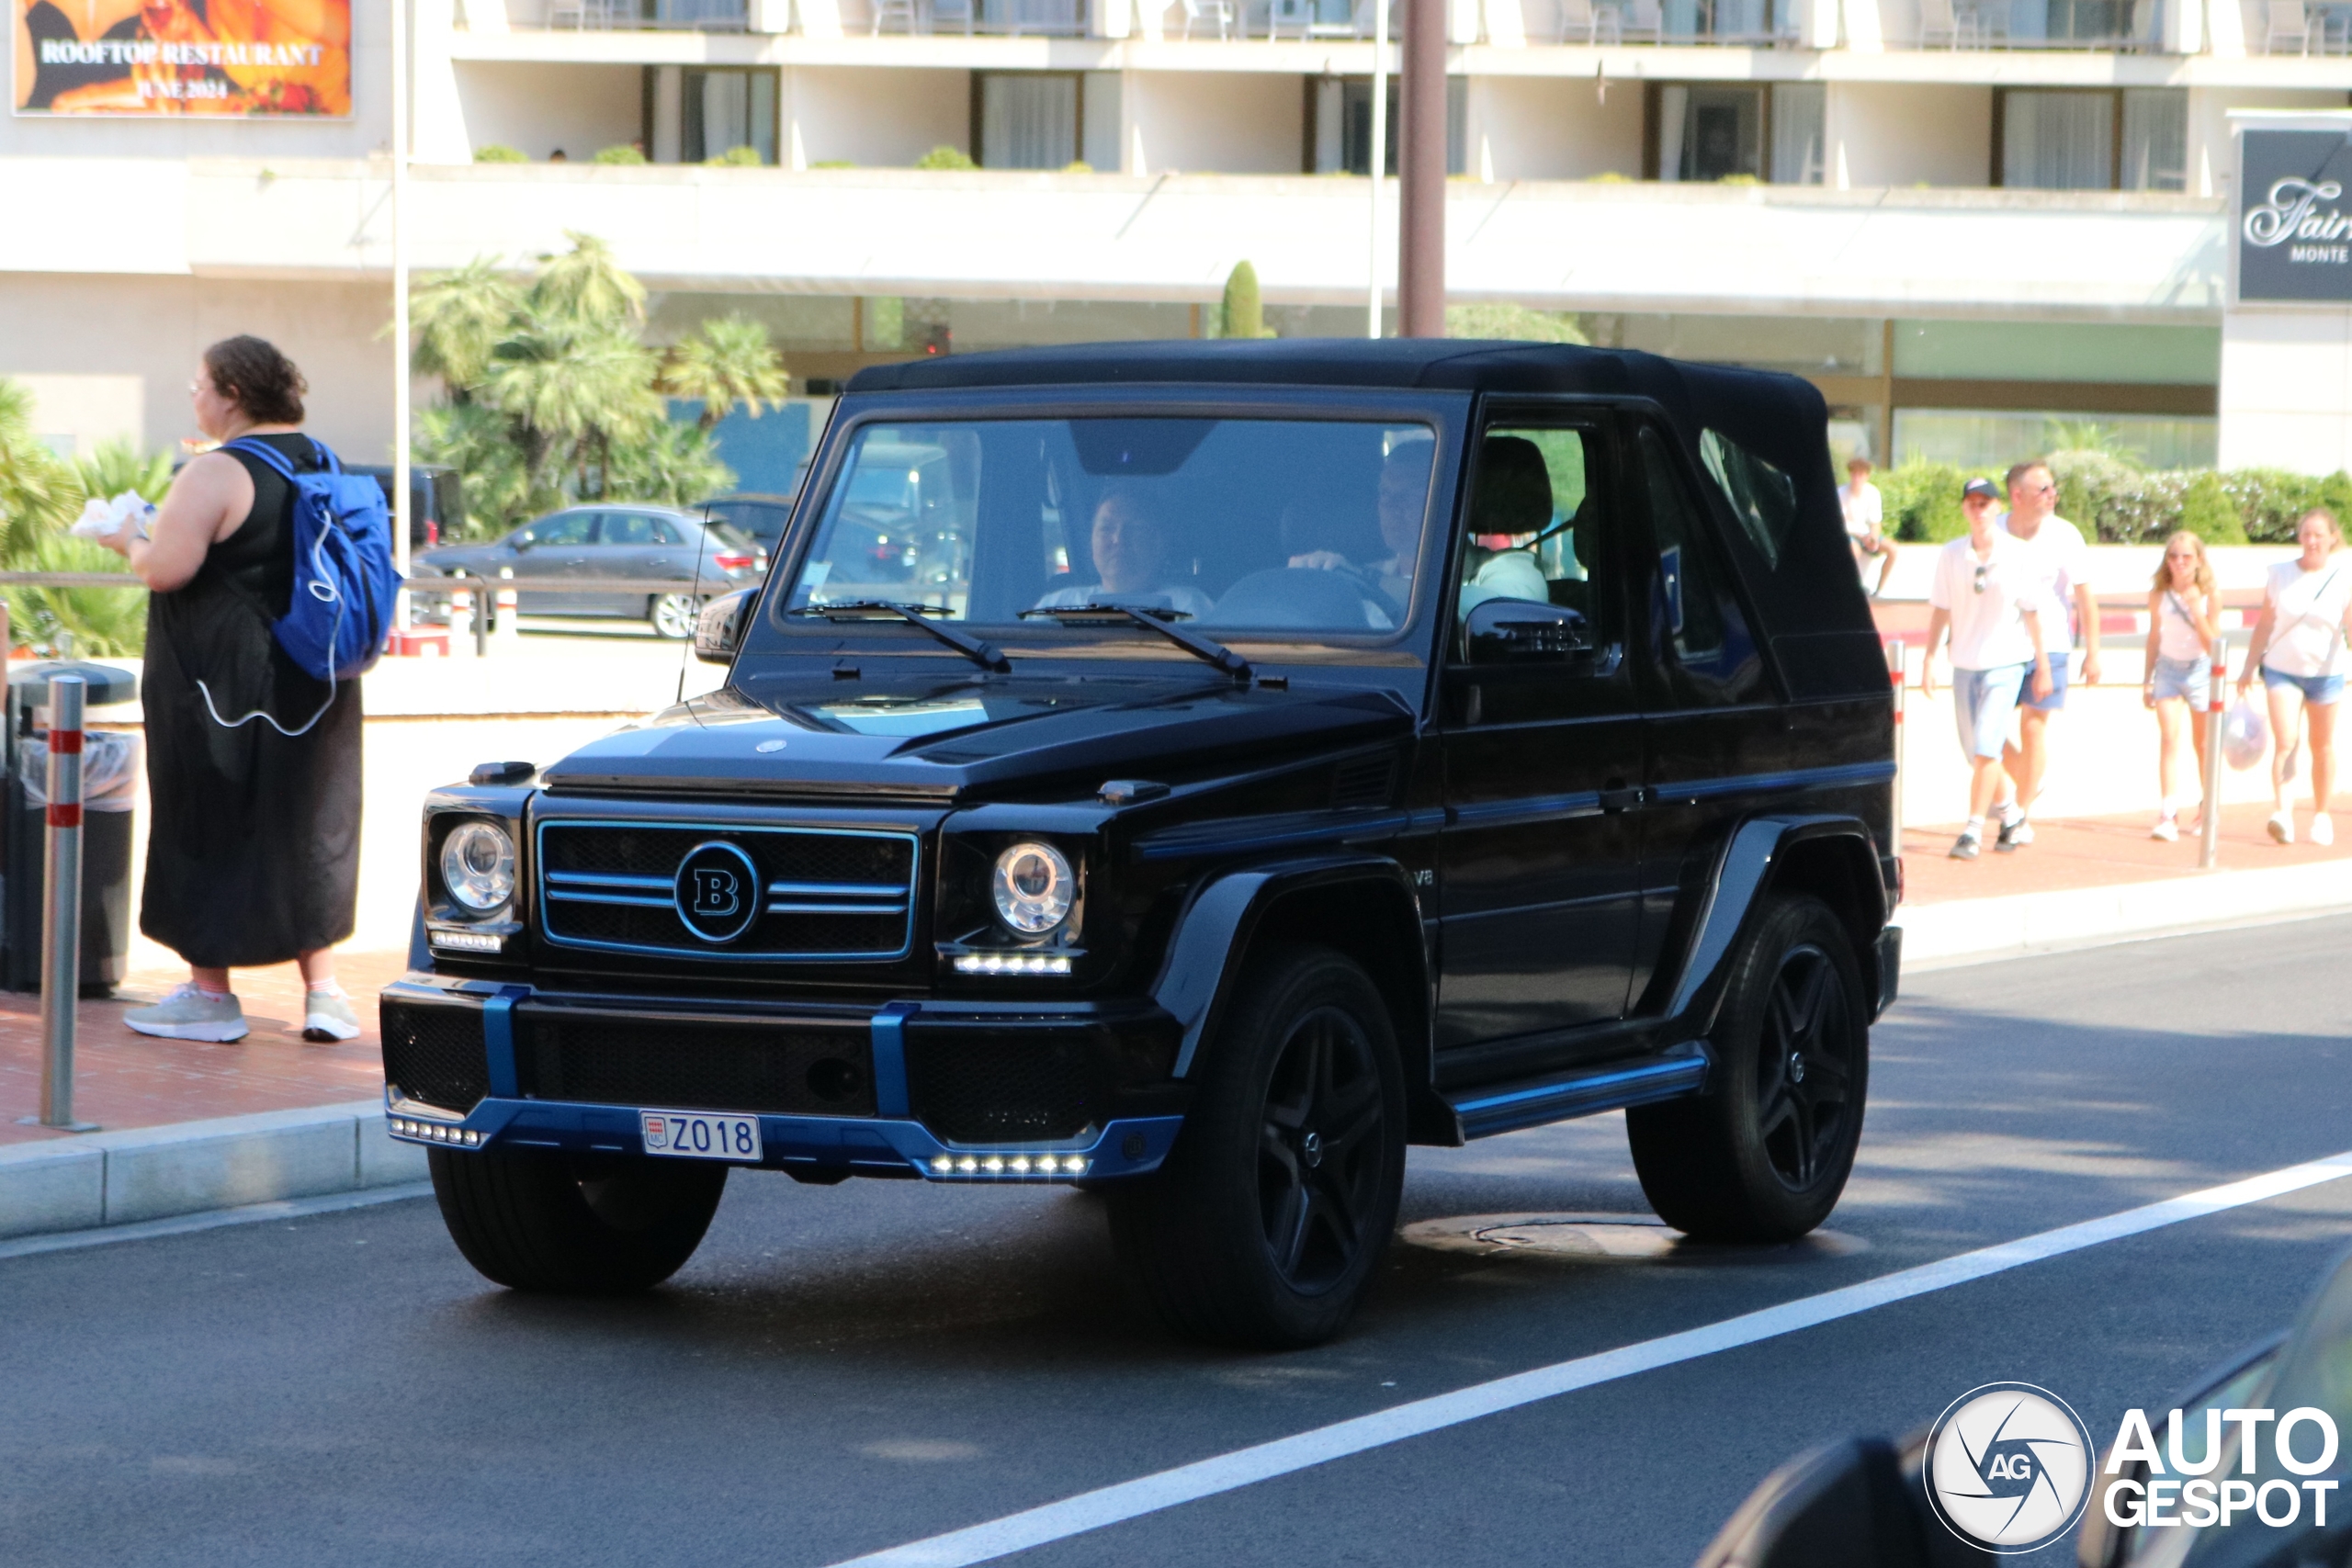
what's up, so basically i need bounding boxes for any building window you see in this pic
[1646,84,1822,185]
[1305,77,1466,176]
[682,67,776,164]
[978,73,1080,169]
[1996,88,2185,192]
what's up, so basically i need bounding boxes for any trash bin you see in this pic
[4,661,142,996]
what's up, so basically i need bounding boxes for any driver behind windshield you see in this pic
[1035,487,1214,618]
[1287,435,1433,608]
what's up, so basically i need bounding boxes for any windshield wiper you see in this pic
[1019,602,1251,681]
[789,600,1009,672]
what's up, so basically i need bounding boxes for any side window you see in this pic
[1454,426,1617,645]
[525,512,595,547]
[1698,429,1799,570]
[649,518,684,547]
[1636,424,1766,707]
[599,513,660,547]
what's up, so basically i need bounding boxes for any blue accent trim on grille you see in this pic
[535,818,921,963]
[869,1002,917,1118]
[481,987,526,1100]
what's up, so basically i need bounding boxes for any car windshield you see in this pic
[784,417,1438,637]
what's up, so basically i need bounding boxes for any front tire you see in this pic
[1625,895,1869,1244]
[428,1146,727,1293]
[650,592,703,639]
[1109,945,1406,1348]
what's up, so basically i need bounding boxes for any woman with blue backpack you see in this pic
[96,335,392,1045]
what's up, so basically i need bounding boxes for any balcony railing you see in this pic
[544,0,748,28]
[1915,0,2157,48]
[2256,0,2352,51]
[867,0,1083,31]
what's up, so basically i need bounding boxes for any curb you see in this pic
[0,1100,422,1242]
[1896,858,2352,969]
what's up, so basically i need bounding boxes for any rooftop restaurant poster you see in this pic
[13,0,350,116]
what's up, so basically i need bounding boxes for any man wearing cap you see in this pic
[1922,478,2053,859]
[1992,458,2100,850]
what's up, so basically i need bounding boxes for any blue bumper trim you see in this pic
[480,987,526,1100]
[869,1001,916,1118]
[388,1097,1184,1183]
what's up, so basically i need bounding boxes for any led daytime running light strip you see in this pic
[390,1116,483,1147]
[429,929,505,953]
[928,1153,1091,1178]
[953,953,1072,976]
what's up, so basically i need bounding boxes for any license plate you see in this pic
[639,1110,763,1162]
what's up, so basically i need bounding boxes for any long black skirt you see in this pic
[139,577,362,969]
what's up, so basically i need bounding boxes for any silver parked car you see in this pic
[413,505,764,639]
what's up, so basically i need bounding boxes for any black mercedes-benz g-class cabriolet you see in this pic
[381,338,1900,1348]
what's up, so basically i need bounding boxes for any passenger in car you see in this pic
[1456,434,1557,621]
[1035,487,1214,618]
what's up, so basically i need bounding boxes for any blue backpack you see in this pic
[221,436,401,684]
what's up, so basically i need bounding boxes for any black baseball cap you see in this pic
[1962,478,2001,502]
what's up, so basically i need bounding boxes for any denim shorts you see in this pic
[2263,666,2346,705]
[1954,665,2028,761]
[2151,655,2211,705]
[2019,653,2070,713]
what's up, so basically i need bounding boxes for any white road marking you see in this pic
[0,1181,434,1261]
[826,1149,2352,1568]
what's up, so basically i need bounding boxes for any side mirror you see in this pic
[1696,1436,1970,1568]
[511,532,535,553]
[1464,596,1592,665]
[695,589,752,665]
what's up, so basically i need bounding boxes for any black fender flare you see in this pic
[1148,854,1453,1144]
[1663,815,1892,1039]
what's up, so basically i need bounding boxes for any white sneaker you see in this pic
[2151,816,2178,842]
[2268,809,2296,846]
[302,987,362,1043]
[124,984,248,1043]
[2312,813,2335,847]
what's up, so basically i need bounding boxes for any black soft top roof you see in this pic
[846,338,1827,495]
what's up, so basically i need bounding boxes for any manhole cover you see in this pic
[1400,1213,1867,1262]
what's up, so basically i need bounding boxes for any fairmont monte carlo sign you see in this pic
[2239,128,2352,304]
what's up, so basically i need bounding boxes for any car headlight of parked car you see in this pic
[992,841,1074,935]
[440,820,518,914]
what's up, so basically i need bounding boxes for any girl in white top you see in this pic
[2141,530,2219,842]
[2235,509,2352,845]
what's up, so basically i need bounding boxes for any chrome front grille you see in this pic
[536,819,918,961]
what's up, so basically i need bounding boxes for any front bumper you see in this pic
[378,977,1188,1183]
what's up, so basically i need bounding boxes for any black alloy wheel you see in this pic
[1751,941,1858,1193]
[1625,895,1869,1244]
[1258,1004,1389,1294]
[1110,944,1406,1348]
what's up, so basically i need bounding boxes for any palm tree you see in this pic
[410,257,525,395]
[661,315,790,432]
[531,231,645,329]
[0,378,84,567]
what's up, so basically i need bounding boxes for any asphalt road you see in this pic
[6,916,2352,1568]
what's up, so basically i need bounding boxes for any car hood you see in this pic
[540,673,1416,800]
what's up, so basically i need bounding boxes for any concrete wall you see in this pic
[452,62,643,161]
[2219,308,2352,473]
[1129,72,1301,175]
[1469,74,1644,182]
[784,66,969,168]
[2186,86,2349,199]
[0,274,402,464]
[1828,82,1992,188]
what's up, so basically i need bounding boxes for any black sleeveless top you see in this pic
[139,432,363,968]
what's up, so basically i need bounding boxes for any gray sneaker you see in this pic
[124,984,248,1043]
[302,987,362,1043]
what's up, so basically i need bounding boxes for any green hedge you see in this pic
[1880,453,2352,546]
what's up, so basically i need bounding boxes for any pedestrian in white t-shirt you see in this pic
[1989,459,2101,852]
[2235,508,2352,845]
[1841,457,1898,598]
[1921,477,2052,860]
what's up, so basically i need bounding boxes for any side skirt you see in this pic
[1443,1041,1710,1141]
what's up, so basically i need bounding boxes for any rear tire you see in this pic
[1108,945,1406,1348]
[650,592,702,639]
[428,1146,727,1293]
[1625,895,1868,1244]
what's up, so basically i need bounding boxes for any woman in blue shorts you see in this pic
[2143,531,2218,841]
[2236,509,2352,846]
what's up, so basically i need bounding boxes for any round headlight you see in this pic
[440,821,517,913]
[991,841,1074,935]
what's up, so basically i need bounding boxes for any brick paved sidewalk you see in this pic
[1901,800,2352,906]
[0,948,408,1145]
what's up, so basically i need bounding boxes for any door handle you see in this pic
[1598,783,1645,813]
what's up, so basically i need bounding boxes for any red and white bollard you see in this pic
[447,581,475,658]
[31,674,95,1132]
[2200,636,2228,870]
[493,568,521,653]
[1888,639,1910,851]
